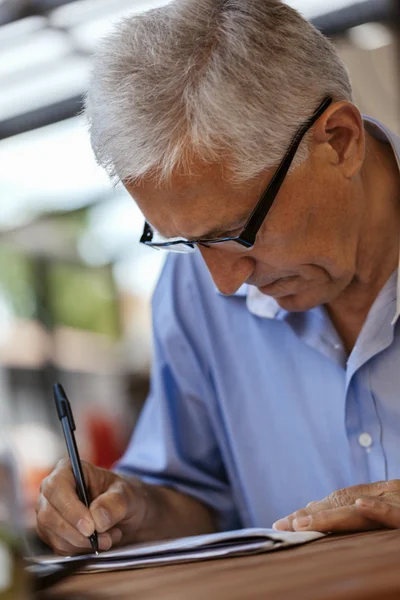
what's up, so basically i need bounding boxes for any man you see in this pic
[37,0,400,556]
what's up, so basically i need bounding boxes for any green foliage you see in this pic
[0,244,119,338]
[48,264,119,338]
[0,246,36,318]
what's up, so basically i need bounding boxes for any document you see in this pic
[35,528,324,573]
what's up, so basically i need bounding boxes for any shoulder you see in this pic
[152,251,216,315]
[151,251,224,347]
[151,251,255,349]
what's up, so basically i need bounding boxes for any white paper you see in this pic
[35,528,324,573]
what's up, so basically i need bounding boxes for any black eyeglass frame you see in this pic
[140,96,333,251]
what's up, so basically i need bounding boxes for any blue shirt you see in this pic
[116,117,400,531]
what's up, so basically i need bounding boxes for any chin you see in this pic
[275,295,319,312]
[274,288,336,312]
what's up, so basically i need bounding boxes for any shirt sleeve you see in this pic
[114,254,241,532]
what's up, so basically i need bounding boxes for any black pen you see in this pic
[53,383,99,555]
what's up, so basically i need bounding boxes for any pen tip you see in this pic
[95,551,99,556]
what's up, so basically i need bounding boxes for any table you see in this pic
[49,529,400,600]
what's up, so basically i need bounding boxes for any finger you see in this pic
[291,505,381,533]
[97,528,123,551]
[36,496,122,552]
[326,480,400,509]
[36,497,93,550]
[273,508,310,531]
[300,481,397,519]
[90,480,138,533]
[273,481,400,530]
[274,494,344,531]
[39,522,122,556]
[40,462,95,537]
[273,500,332,531]
[106,527,123,548]
[355,496,400,529]
[41,526,93,557]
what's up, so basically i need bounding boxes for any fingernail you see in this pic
[273,518,290,531]
[93,509,111,532]
[77,518,94,537]
[293,516,312,530]
[356,497,375,508]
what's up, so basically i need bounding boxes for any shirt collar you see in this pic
[246,285,282,319]
[363,116,400,326]
[217,116,400,323]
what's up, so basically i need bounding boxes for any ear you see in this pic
[312,101,365,178]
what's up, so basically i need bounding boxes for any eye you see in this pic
[224,227,243,238]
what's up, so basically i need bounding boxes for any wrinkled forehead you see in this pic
[124,162,269,239]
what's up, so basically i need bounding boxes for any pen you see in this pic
[53,383,99,555]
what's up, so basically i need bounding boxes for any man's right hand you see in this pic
[36,458,150,556]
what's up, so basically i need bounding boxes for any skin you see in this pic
[36,102,400,553]
[127,102,400,352]
[272,481,400,534]
[36,459,215,555]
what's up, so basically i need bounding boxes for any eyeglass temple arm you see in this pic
[139,98,332,246]
[244,97,333,235]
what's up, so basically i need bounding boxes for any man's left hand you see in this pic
[273,480,400,533]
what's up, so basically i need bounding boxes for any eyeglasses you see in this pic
[140,96,333,253]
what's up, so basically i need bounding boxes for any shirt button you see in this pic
[358,433,373,448]
[334,343,342,350]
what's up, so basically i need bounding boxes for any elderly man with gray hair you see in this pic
[37,0,400,555]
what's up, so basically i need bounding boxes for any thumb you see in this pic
[89,479,135,533]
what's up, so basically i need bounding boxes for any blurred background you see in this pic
[0,0,398,541]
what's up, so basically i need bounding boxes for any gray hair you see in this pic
[85,0,354,186]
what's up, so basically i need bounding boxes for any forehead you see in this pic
[125,162,268,239]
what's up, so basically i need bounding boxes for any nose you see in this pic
[198,246,255,295]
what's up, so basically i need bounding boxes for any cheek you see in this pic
[251,174,363,283]
[253,221,357,284]
[268,186,359,260]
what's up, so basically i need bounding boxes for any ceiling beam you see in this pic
[0,96,83,140]
[312,0,394,36]
[0,0,79,26]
